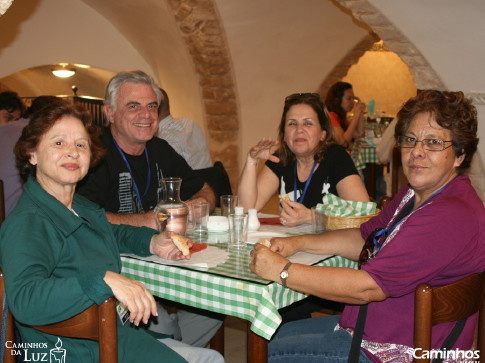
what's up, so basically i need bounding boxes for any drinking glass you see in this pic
[228,213,248,250]
[220,195,238,217]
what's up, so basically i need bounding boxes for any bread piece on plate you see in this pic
[260,238,271,248]
[171,234,190,256]
[279,194,290,202]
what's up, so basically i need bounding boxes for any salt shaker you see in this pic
[247,209,260,231]
[234,206,244,215]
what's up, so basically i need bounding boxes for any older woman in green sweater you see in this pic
[0,101,223,363]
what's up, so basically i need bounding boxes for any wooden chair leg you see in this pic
[247,321,267,363]
[209,321,224,356]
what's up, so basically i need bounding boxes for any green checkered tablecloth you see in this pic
[351,139,379,170]
[121,252,357,340]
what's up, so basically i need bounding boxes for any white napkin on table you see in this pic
[122,245,229,269]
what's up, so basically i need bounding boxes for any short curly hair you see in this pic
[395,90,478,174]
[14,101,105,181]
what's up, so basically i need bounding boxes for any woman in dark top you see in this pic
[238,93,369,226]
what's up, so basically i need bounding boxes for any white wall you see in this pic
[81,0,205,129]
[0,0,152,78]
[0,0,206,131]
[369,0,485,160]
[215,0,369,162]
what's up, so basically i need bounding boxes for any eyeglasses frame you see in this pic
[397,135,454,152]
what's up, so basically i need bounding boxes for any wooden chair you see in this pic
[391,147,402,198]
[0,268,118,363]
[0,179,5,227]
[414,272,485,363]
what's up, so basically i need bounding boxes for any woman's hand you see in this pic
[103,271,157,326]
[149,232,193,260]
[249,243,289,281]
[280,200,312,226]
[353,98,365,116]
[267,235,301,257]
[352,99,366,139]
[248,138,280,164]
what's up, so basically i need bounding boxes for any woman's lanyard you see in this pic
[293,161,317,204]
[113,137,151,211]
[373,182,450,253]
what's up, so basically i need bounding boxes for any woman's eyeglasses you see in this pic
[397,136,453,151]
[285,93,322,102]
[358,227,388,268]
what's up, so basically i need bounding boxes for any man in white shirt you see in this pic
[156,89,212,170]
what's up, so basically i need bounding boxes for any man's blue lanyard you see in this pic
[293,161,317,204]
[113,137,151,211]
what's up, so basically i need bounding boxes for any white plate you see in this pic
[246,231,288,244]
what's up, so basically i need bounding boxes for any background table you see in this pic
[121,233,357,362]
[351,139,382,199]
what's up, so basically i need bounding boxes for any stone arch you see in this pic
[319,0,446,99]
[166,0,448,186]
[166,0,240,186]
[317,33,379,99]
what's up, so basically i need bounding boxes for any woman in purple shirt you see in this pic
[250,90,485,362]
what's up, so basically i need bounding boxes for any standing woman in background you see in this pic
[325,82,366,148]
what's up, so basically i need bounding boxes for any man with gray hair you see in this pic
[77,71,222,360]
[78,70,216,225]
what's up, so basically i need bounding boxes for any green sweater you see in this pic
[0,177,186,363]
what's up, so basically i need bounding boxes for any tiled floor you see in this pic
[223,316,247,363]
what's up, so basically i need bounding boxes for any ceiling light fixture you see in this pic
[52,69,76,78]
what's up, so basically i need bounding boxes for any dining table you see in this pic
[121,221,358,363]
[351,138,382,200]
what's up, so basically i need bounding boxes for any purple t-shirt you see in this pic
[339,175,485,360]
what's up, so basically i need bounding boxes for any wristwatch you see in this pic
[280,262,293,287]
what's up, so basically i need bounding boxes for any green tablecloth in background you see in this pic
[351,139,380,170]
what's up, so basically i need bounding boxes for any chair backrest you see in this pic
[0,179,6,227]
[391,147,402,198]
[414,272,485,363]
[0,268,118,363]
[195,161,233,207]
[0,269,15,363]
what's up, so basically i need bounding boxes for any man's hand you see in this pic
[105,211,159,229]
[189,183,216,212]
